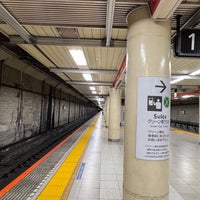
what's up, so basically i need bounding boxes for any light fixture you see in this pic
[92,91,97,94]
[171,69,200,85]
[69,49,87,66]
[181,95,194,99]
[83,73,92,81]
[98,97,105,102]
[190,69,200,76]
[89,86,95,91]
[170,77,185,84]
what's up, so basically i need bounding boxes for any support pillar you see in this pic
[199,95,200,143]
[103,100,107,122]
[108,88,121,141]
[106,96,110,128]
[124,7,171,200]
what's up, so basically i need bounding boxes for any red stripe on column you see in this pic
[148,0,161,15]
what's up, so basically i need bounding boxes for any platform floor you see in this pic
[1,113,200,200]
[68,113,200,200]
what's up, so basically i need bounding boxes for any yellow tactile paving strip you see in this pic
[170,127,198,137]
[37,117,98,200]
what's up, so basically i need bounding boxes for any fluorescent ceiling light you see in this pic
[98,97,105,102]
[92,91,97,94]
[190,69,200,76]
[181,95,194,99]
[83,73,92,81]
[89,86,95,91]
[170,77,185,84]
[171,69,200,85]
[69,49,87,66]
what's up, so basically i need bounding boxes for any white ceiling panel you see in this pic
[78,27,105,39]
[37,45,77,68]
[0,24,17,35]
[171,56,200,75]
[19,44,55,68]
[24,25,60,37]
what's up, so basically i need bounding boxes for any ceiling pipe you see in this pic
[106,0,116,46]
[113,56,126,88]
[9,36,126,47]
[50,68,117,74]
[171,89,200,99]
[177,90,200,97]
[66,81,112,86]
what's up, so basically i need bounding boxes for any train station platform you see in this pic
[1,112,200,200]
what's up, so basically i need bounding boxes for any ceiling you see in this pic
[0,0,200,106]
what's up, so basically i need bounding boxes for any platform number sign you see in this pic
[176,29,200,57]
[188,33,195,51]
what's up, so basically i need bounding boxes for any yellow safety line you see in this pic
[37,116,98,200]
[170,127,198,137]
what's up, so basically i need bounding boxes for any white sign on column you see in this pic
[136,77,170,160]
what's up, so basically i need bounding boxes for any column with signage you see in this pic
[124,7,171,200]
[108,88,121,141]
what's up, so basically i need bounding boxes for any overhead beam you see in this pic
[106,0,116,46]
[50,68,118,74]
[84,94,108,98]
[178,8,200,29]
[66,81,112,86]
[171,85,200,90]
[9,36,126,47]
[179,2,200,8]
[148,0,182,20]
[176,90,200,97]
[0,4,35,44]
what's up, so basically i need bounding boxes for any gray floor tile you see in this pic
[68,114,200,200]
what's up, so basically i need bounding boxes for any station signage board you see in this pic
[175,29,200,58]
[136,77,170,161]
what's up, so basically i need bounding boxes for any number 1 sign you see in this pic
[175,29,200,58]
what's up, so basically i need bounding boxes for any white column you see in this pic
[103,100,107,123]
[106,96,110,128]
[124,7,171,200]
[199,95,200,143]
[108,87,121,141]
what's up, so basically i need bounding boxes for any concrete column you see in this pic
[124,7,171,200]
[199,96,200,143]
[108,88,121,141]
[106,96,110,128]
[103,100,107,123]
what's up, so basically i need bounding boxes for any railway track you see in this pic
[0,115,94,190]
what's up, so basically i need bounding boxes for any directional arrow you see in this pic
[155,80,166,93]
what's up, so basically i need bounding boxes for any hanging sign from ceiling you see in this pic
[175,29,200,58]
